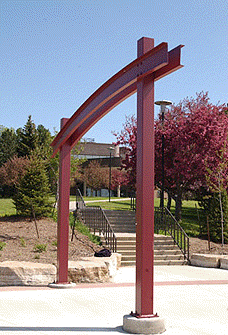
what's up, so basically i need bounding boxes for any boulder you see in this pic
[68,253,121,283]
[220,257,228,270]
[68,259,109,283]
[0,253,121,286]
[0,261,56,286]
[190,254,220,268]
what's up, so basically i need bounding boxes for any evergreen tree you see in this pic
[37,125,52,155]
[0,128,17,167]
[17,115,38,157]
[13,154,52,218]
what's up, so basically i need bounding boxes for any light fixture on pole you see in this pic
[108,147,114,202]
[155,100,172,219]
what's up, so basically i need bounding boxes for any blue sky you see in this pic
[1,0,227,143]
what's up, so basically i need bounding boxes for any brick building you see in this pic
[73,140,128,197]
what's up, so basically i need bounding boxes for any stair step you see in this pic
[93,210,189,267]
[117,245,135,250]
[154,240,175,246]
[155,255,184,261]
[120,260,187,267]
[121,260,136,266]
[154,250,182,255]
[121,255,136,262]
[120,254,184,261]
[154,260,187,266]
[116,236,136,241]
[154,245,180,251]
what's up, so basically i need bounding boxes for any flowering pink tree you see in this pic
[114,115,137,190]
[115,93,228,221]
[155,92,228,220]
[111,168,128,196]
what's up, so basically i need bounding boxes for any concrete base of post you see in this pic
[48,282,76,289]
[123,314,165,334]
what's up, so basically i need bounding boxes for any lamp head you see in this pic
[155,100,172,106]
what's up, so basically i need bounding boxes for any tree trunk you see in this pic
[175,191,182,221]
[167,193,172,211]
[117,184,121,197]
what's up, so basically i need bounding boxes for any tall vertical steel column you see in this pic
[136,37,156,317]
[57,118,71,284]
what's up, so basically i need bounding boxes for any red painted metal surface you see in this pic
[51,44,183,156]
[51,37,183,291]
[56,118,71,284]
[136,37,156,317]
[67,45,183,145]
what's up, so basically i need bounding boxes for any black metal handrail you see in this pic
[80,205,117,253]
[155,207,190,261]
[130,191,136,210]
[75,188,86,209]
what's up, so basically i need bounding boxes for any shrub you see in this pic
[34,244,47,253]
[69,212,101,245]
[0,242,6,250]
[199,191,228,243]
[20,238,26,247]
[52,240,57,247]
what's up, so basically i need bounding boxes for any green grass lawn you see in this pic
[86,199,133,211]
[0,198,17,216]
[50,195,124,202]
[0,197,204,238]
[165,200,204,237]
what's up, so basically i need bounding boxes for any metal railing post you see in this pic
[154,207,190,261]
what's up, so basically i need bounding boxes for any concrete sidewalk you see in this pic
[0,265,228,335]
[69,198,131,210]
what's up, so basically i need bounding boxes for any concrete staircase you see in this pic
[104,210,136,234]
[104,210,186,266]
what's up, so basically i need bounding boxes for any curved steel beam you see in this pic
[51,43,183,156]
[51,42,168,155]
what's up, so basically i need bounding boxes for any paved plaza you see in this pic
[0,265,228,335]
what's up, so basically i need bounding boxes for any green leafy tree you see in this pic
[0,125,6,136]
[199,148,228,244]
[13,154,52,218]
[70,144,86,191]
[0,156,30,197]
[83,161,108,195]
[199,192,228,244]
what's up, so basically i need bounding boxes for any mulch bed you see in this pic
[0,217,227,265]
[0,216,101,266]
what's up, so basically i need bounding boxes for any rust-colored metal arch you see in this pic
[52,43,183,155]
[51,37,183,317]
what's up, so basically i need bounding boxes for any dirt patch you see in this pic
[0,216,101,266]
[189,236,228,256]
[0,216,227,265]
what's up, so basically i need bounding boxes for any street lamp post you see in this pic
[155,100,172,221]
[109,147,114,202]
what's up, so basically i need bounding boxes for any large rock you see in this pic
[68,253,121,283]
[0,261,56,286]
[190,254,220,268]
[220,257,228,270]
[0,253,121,286]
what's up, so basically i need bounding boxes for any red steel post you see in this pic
[136,37,156,317]
[57,118,71,284]
[51,37,183,292]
